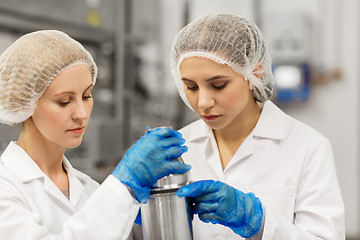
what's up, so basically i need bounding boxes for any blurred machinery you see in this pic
[124,0,198,144]
[0,0,126,182]
[0,0,197,183]
[264,12,312,103]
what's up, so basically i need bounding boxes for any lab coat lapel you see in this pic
[191,121,253,179]
[42,167,88,212]
[225,132,254,171]
[252,101,285,140]
[68,170,85,207]
[42,176,75,212]
[226,101,285,170]
[1,141,45,182]
[1,142,78,212]
[62,157,85,208]
[41,157,83,211]
[206,131,226,181]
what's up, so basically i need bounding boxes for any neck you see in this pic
[17,119,66,179]
[214,100,263,142]
[213,99,263,170]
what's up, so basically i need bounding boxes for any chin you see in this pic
[203,121,226,130]
[67,144,81,149]
[66,139,83,149]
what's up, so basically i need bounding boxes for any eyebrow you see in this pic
[181,75,228,82]
[54,84,93,96]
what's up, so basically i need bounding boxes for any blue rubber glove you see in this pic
[112,127,190,203]
[176,180,263,238]
[134,209,142,225]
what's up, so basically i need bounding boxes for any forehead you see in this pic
[179,57,238,77]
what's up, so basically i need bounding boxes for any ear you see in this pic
[253,63,263,79]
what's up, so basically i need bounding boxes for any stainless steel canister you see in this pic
[141,157,193,240]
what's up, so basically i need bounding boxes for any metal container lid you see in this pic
[150,157,191,194]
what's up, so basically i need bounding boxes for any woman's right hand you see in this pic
[177,180,263,238]
[112,127,190,203]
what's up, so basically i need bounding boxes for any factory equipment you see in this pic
[264,12,312,103]
[272,63,310,102]
[0,0,128,183]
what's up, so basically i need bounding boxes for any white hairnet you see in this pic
[170,13,274,109]
[0,30,97,126]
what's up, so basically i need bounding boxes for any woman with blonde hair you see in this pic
[0,30,190,239]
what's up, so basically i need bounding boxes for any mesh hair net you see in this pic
[0,30,97,126]
[170,13,274,110]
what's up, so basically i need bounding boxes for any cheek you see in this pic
[225,90,240,103]
[226,84,251,104]
[36,105,68,129]
[86,101,94,115]
[182,83,189,99]
[219,89,243,109]
[49,105,67,123]
[184,89,197,106]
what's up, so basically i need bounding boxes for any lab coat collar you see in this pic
[252,100,286,140]
[1,141,45,182]
[1,141,89,207]
[63,157,88,205]
[185,119,212,143]
[185,100,286,142]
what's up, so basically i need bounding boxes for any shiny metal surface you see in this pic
[152,171,191,191]
[141,157,193,240]
[141,191,193,240]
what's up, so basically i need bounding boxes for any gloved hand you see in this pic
[176,180,263,238]
[112,127,190,203]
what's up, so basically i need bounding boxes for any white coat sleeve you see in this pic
[0,174,140,240]
[262,138,345,240]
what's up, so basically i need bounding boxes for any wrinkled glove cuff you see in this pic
[119,178,150,203]
[112,166,151,203]
[247,207,265,240]
[232,193,264,238]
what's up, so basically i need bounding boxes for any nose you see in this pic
[72,101,88,120]
[197,89,215,111]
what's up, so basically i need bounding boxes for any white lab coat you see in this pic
[179,101,345,240]
[0,141,140,240]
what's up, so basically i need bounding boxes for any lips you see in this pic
[67,126,85,134]
[202,115,220,121]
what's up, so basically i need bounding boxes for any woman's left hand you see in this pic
[176,180,263,238]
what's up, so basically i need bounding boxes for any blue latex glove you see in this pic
[134,209,142,225]
[112,127,190,203]
[176,180,263,238]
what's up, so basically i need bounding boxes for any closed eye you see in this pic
[59,100,71,107]
[212,82,227,90]
[182,80,199,91]
[83,95,93,100]
[186,85,199,91]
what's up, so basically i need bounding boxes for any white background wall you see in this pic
[160,0,360,238]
